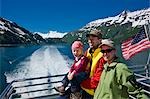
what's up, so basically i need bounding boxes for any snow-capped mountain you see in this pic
[0,18,29,36]
[0,17,66,44]
[1,8,149,44]
[0,17,43,44]
[81,8,150,31]
[63,8,150,43]
[35,31,67,39]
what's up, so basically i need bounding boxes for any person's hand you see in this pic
[67,72,74,80]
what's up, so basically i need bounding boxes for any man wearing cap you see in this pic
[80,30,106,98]
[94,39,148,99]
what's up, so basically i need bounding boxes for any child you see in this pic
[54,40,90,95]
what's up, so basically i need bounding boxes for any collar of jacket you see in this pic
[104,58,120,71]
[90,48,101,58]
[86,48,101,59]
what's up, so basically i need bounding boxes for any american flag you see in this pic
[121,26,150,60]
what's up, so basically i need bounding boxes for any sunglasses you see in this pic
[101,49,114,53]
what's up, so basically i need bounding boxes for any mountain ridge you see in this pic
[63,8,150,44]
[0,17,39,44]
[0,8,149,44]
[82,8,150,30]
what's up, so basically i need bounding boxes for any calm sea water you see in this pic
[0,44,74,93]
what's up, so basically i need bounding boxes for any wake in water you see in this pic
[8,55,24,65]
[5,45,71,98]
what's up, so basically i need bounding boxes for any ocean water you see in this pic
[0,44,74,94]
[0,44,149,97]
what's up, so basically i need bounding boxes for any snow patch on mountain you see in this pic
[14,27,26,35]
[0,21,11,33]
[81,8,150,31]
[0,17,42,44]
[0,18,27,36]
[35,31,67,39]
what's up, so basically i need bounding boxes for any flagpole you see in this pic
[144,20,150,77]
[145,53,150,77]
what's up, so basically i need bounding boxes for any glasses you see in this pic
[101,49,114,53]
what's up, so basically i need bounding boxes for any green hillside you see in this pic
[62,23,142,45]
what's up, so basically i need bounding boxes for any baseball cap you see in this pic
[99,39,115,49]
[86,30,102,39]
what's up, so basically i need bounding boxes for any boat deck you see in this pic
[0,64,150,99]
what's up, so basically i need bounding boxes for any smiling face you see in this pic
[101,45,116,64]
[87,35,101,49]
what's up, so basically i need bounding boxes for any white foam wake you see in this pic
[5,45,71,98]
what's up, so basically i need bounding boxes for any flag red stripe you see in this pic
[122,37,150,60]
[122,41,150,55]
[122,39,150,52]
[123,44,150,57]
[123,45,150,60]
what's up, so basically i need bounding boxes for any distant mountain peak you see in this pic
[35,31,67,39]
[121,10,129,15]
[81,8,150,31]
[0,17,44,44]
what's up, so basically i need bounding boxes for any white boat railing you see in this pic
[0,74,65,99]
[0,64,150,99]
